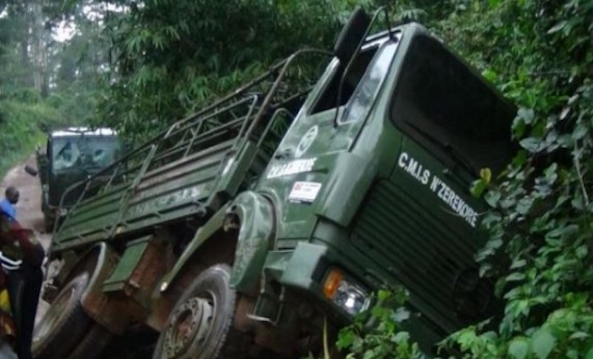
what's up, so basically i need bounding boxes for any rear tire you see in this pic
[152,264,252,359]
[32,271,92,359]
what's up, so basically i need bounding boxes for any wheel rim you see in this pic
[163,292,215,359]
[33,285,77,345]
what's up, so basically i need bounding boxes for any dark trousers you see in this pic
[5,265,42,359]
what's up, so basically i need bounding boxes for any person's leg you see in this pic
[19,265,42,359]
[5,269,25,359]
[5,265,42,359]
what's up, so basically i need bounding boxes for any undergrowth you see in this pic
[0,99,60,176]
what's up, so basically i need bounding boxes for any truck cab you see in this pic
[35,127,122,232]
[243,14,515,354]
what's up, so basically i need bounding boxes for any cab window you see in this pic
[310,47,378,114]
[340,41,398,124]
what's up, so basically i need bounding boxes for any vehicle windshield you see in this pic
[391,35,516,176]
[52,135,121,172]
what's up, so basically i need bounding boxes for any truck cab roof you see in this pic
[50,127,117,137]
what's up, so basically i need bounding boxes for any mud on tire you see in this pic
[32,271,92,359]
[152,264,252,359]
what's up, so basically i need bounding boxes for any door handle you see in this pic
[274,149,292,160]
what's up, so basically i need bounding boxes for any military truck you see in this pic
[33,8,516,359]
[35,127,122,232]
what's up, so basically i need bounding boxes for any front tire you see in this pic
[152,264,250,359]
[32,271,92,359]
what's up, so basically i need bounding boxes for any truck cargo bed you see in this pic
[51,49,332,254]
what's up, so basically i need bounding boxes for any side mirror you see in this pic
[333,8,372,64]
[24,165,38,177]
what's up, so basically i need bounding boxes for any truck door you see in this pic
[260,39,401,242]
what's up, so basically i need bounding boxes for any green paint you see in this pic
[228,191,275,292]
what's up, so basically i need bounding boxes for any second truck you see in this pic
[35,127,122,232]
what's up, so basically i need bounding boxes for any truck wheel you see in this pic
[32,271,92,359]
[152,264,250,359]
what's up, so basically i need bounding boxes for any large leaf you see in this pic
[531,327,556,359]
[508,337,530,359]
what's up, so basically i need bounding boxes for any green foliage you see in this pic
[0,100,55,174]
[0,0,112,177]
[336,289,424,359]
[301,289,424,359]
[88,0,370,138]
[420,0,593,358]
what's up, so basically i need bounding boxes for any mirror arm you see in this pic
[380,7,395,41]
[332,7,390,128]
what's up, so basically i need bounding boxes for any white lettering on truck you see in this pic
[267,158,317,179]
[398,152,478,227]
[398,152,431,185]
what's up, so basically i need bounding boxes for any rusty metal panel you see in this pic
[102,236,152,292]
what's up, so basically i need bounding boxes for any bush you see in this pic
[0,100,59,175]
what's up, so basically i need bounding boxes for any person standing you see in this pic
[0,185,44,359]
[0,187,19,222]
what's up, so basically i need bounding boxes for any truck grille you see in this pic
[351,179,497,334]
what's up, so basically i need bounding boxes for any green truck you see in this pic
[34,8,516,359]
[35,127,122,232]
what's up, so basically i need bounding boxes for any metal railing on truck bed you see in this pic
[51,49,332,254]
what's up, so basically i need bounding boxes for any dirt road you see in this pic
[0,154,52,323]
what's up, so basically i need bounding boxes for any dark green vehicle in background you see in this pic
[35,127,122,232]
[33,8,516,359]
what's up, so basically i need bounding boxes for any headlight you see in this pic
[322,269,371,316]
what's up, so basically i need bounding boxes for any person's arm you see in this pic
[8,223,44,267]
[0,219,44,267]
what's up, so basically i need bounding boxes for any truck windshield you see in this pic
[391,35,516,176]
[52,135,121,172]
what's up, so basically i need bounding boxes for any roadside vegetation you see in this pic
[0,0,105,175]
[0,98,50,175]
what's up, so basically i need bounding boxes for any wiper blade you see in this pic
[404,120,478,178]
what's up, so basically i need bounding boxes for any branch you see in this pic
[574,140,590,208]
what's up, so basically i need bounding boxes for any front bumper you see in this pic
[263,242,371,321]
